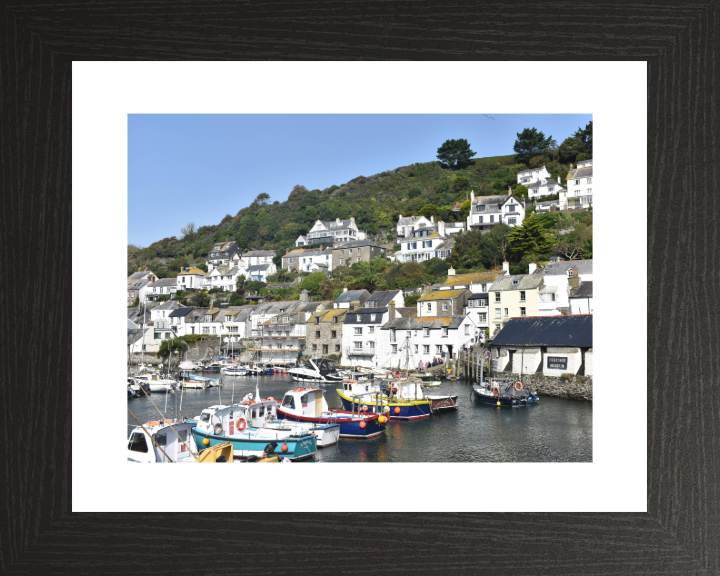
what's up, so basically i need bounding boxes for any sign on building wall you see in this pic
[547,356,568,370]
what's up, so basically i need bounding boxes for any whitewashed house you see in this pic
[517,165,551,186]
[281,247,333,272]
[341,301,401,368]
[526,178,565,201]
[176,267,206,291]
[541,259,593,309]
[149,300,182,331]
[146,278,178,301]
[465,293,491,336]
[364,290,405,310]
[380,312,477,368]
[202,265,244,292]
[396,215,433,239]
[394,221,456,263]
[167,307,196,337]
[246,263,276,282]
[296,218,361,246]
[467,189,525,232]
[243,250,276,267]
[416,289,471,317]
[560,159,593,210]
[127,269,158,305]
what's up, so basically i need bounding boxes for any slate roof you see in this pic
[471,194,511,212]
[169,307,195,318]
[398,215,429,226]
[152,300,182,311]
[491,315,593,347]
[435,238,456,251]
[382,316,468,330]
[127,328,144,346]
[284,247,332,258]
[417,289,468,302]
[526,179,565,190]
[128,271,153,280]
[569,281,593,299]
[148,278,177,288]
[489,274,544,292]
[334,289,370,304]
[442,271,504,287]
[543,259,593,276]
[307,308,348,323]
[316,219,355,231]
[332,240,382,250]
[517,167,547,175]
[246,264,271,272]
[568,166,593,179]
[127,278,151,290]
[468,292,489,300]
[364,290,400,308]
[344,308,389,325]
[244,250,275,257]
[396,307,418,318]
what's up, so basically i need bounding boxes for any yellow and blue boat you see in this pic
[336,380,432,420]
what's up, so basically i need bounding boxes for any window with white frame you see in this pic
[477,205,485,211]
[495,292,501,302]
[508,205,515,212]
[423,328,430,337]
[369,341,375,350]
[495,308,501,319]
[354,327,362,335]
[436,345,443,354]
[354,342,362,350]
[423,345,430,354]
[520,291,526,302]
[414,344,419,353]
[442,302,448,312]
[202,327,209,334]
[503,308,508,317]
[587,178,592,184]
[478,312,487,323]
[392,344,398,354]
[478,299,486,306]
[426,303,431,310]
[508,218,517,225]
[442,327,448,337]
[520,307,526,317]
[465,325,470,335]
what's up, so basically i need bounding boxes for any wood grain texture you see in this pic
[1,1,718,573]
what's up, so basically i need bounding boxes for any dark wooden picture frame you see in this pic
[2,2,717,573]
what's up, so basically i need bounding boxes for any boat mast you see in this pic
[141,300,145,369]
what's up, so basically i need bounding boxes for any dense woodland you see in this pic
[129,124,593,307]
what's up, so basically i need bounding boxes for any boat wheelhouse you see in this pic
[276,387,386,439]
[336,380,432,420]
[127,419,198,463]
[471,377,539,407]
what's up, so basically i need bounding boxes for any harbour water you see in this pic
[127,373,592,462]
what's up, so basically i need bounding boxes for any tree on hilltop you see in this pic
[513,128,552,166]
[436,139,476,169]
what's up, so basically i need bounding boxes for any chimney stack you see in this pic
[569,268,580,289]
[430,215,434,224]
[389,300,396,319]
[502,261,509,274]
[448,267,456,277]
[470,190,475,203]
[529,261,537,274]
[299,289,309,302]
[336,217,341,224]
[438,220,445,237]
[508,185,512,196]
[343,287,347,293]
[349,301,359,312]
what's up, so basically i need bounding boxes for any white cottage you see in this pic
[467,189,525,231]
[341,302,401,368]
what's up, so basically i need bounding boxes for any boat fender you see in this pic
[492,387,500,397]
[394,407,401,414]
[514,381,523,391]
[237,418,246,431]
[213,423,223,435]
[281,443,288,453]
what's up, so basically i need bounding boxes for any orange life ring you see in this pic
[242,400,251,405]
[237,418,246,431]
[492,387,499,397]
[294,388,303,392]
[514,381,523,391]
[267,396,275,402]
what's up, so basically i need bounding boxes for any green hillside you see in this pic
[128,152,576,277]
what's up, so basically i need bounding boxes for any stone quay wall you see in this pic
[503,372,593,401]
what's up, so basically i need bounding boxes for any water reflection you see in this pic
[127,374,592,462]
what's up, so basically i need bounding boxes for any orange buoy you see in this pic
[394,407,401,414]
[359,421,367,429]
[362,405,369,412]
[281,443,288,452]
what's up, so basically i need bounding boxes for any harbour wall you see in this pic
[503,372,592,401]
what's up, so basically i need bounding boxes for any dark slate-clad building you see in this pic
[490,315,593,377]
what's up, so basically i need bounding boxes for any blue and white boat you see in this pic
[223,366,247,376]
[471,378,539,407]
[276,387,386,438]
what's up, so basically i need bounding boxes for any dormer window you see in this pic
[512,280,519,285]
[477,205,485,212]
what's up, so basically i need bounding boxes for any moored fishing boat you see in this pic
[223,366,247,376]
[190,400,318,460]
[135,372,178,393]
[471,378,538,407]
[288,358,344,384]
[336,380,432,420]
[127,418,198,463]
[276,387,386,439]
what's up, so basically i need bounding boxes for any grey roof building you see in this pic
[334,289,370,309]
[543,259,593,277]
[363,290,402,308]
[491,315,592,348]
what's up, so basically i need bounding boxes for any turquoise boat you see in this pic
[190,400,318,461]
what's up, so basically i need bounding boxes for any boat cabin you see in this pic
[127,420,197,463]
[280,388,329,418]
[301,359,338,376]
[193,401,279,437]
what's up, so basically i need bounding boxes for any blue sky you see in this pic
[128,113,592,247]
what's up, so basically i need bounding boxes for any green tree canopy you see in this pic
[507,214,555,259]
[558,136,586,164]
[418,204,440,219]
[436,139,476,169]
[573,121,593,157]
[298,272,327,296]
[513,127,552,165]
